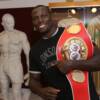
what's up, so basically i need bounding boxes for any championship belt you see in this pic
[56,22,94,100]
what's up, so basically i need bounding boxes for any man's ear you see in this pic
[34,26,36,31]
[1,21,4,26]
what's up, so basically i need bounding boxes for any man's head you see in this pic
[1,13,15,32]
[31,5,53,34]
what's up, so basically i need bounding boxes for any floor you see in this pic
[0,88,31,100]
[0,88,100,100]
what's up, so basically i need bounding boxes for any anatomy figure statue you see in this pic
[0,13,30,100]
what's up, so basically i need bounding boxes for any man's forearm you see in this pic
[29,74,44,97]
[73,58,100,71]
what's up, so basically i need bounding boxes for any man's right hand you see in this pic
[40,87,60,100]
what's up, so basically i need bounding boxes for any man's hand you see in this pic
[40,87,60,100]
[57,60,72,74]
[24,73,29,86]
[50,60,75,74]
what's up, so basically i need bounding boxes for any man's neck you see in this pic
[43,22,58,39]
[43,27,58,39]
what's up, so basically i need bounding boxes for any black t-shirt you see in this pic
[29,27,64,73]
[29,27,99,100]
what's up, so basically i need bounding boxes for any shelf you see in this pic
[49,1,100,8]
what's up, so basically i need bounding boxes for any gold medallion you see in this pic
[71,70,85,83]
[67,24,81,34]
[62,37,87,60]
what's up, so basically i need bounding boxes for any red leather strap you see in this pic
[56,22,94,100]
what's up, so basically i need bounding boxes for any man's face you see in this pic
[32,6,52,33]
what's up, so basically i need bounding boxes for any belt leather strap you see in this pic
[56,22,94,100]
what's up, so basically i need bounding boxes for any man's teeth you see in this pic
[39,25,45,28]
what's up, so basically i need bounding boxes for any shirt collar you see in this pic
[42,28,58,39]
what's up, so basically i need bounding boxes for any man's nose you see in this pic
[38,17,43,23]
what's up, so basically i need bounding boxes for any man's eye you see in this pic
[32,17,37,21]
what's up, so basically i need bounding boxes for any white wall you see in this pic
[0,0,65,9]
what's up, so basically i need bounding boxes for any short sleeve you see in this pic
[29,48,41,74]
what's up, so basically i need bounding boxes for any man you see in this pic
[29,5,100,100]
[0,13,30,100]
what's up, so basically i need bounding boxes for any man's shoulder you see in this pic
[31,40,41,49]
[58,27,65,31]
[57,27,65,34]
[56,27,65,36]
[30,44,37,55]
[30,39,42,53]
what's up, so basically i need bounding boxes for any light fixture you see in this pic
[91,8,97,13]
[71,9,76,14]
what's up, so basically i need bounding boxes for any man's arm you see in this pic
[56,45,100,74]
[29,73,43,95]
[74,45,100,71]
[29,73,60,100]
